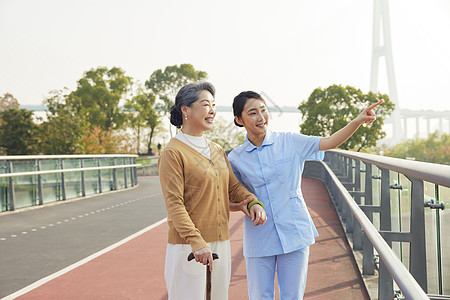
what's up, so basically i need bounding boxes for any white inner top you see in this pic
[175,131,211,159]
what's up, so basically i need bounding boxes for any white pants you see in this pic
[164,240,231,300]
[246,246,310,300]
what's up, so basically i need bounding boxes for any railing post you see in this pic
[98,158,102,193]
[380,168,391,231]
[362,162,375,275]
[133,157,138,185]
[130,157,136,186]
[407,176,427,291]
[123,158,128,189]
[352,160,362,250]
[60,159,67,200]
[80,158,86,197]
[379,167,393,298]
[37,159,43,205]
[112,158,118,191]
[379,250,394,299]
[7,160,15,211]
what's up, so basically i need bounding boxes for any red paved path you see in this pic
[13,178,369,299]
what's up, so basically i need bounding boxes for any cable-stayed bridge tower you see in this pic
[370,0,403,142]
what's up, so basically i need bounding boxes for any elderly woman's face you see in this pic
[183,90,216,133]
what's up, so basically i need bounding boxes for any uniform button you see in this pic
[219,235,222,238]
[219,223,221,227]
[218,211,221,214]
[210,161,213,164]
[217,185,219,189]
[218,198,220,201]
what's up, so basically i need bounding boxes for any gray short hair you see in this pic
[170,82,216,128]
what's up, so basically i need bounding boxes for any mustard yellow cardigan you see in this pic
[158,138,255,252]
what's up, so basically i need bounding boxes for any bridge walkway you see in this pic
[1,177,369,299]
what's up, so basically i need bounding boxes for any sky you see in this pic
[1,0,449,113]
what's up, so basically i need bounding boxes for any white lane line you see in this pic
[1,218,167,300]
[1,196,146,242]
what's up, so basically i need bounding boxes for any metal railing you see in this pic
[304,150,450,300]
[0,155,140,212]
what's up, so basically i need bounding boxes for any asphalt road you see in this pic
[0,176,165,299]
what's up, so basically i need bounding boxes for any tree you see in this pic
[145,64,207,136]
[298,85,395,151]
[382,131,450,165]
[0,93,20,111]
[70,66,132,135]
[124,85,160,155]
[204,116,245,152]
[40,89,88,154]
[0,108,40,155]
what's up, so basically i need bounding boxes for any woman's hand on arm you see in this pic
[249,203,267,226]
[193,247,214,272]
[319,100,383,151]
[229,196,254,218]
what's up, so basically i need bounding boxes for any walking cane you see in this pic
[187,252,219,300]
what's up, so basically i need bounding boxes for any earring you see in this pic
[184,114,187,120]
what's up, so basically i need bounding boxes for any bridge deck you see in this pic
[5,177,369,299]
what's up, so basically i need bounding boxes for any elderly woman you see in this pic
[158,82,266,300]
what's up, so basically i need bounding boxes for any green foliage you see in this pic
[0,108,40,155]
[40,89,88,154]
[298,85,395,151]
[145,63,207,113]
[204,116,245,152]
[382,131,450,165]
[71,66,132,132]
[124,85,160,154]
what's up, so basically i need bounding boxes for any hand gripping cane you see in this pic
[187,252,219,300]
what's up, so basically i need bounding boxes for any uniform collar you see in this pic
[244,129,274,152]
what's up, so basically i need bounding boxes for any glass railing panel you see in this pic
[425,181,439,294]
[373,212,380,231]
[439,185,450,294]
[100,158,114,192]
[399,174,411,233]
[83,158,99,195]
[116,158,125,189]
[360,162,366,205]
[63,159,83,199]
[390,171,401,233]
[40,160,62,203]
[12,161,37,208]
[372,165,381,207]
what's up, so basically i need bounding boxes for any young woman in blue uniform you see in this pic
[228,91,382,300]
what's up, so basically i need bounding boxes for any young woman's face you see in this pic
[236,98,269,136]
[183,90,216,133]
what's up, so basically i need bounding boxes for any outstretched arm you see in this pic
[319,100,383,151]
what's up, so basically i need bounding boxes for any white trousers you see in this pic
[245,246,310,300]
[164,240,231,300]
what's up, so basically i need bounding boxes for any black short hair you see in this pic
[232,91,265,127]
[169,82,215,128]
